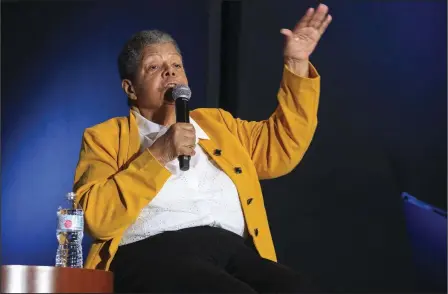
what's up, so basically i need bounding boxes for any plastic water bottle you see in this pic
[55,192,84,268]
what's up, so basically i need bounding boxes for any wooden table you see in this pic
[1,265,113,293]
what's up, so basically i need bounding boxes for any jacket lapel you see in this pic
[192,111,252,201]
[122,111,141,166]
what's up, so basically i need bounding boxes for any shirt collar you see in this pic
[131,109,209,140]
[190,118,209,140]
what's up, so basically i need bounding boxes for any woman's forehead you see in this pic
[142,43,181,58]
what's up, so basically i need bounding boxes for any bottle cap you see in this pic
[66,192,76,201]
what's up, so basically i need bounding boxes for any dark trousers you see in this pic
[110,226,317,293]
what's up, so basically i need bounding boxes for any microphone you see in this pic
[172,84,192,171]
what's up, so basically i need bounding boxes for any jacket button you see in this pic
[214,149,222,156]
[234,167,242,174]
[247,198,253,205]
[254,228,259,236]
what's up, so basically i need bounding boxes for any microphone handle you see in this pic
[175,98,190,171]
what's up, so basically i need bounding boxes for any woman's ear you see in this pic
[122,79,137,103]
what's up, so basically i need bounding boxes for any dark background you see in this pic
[2,0,446,293]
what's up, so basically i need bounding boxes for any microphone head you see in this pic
[172,84,191,101]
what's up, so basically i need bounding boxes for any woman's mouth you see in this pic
[164,87,175,104]
[165,82,177,89]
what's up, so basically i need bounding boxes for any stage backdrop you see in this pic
[1,0,209,266]
[1,0,446,293]
[217,0,446,292]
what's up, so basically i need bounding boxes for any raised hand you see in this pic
[280,4,332,76]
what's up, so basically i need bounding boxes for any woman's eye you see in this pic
[148,65,159,71]
[174,63,182,69]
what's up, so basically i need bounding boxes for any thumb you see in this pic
[280,28,293,38]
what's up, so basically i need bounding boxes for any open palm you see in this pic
[281,4,332,62]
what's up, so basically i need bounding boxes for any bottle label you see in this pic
[57,214,84,231]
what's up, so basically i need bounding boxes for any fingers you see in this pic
[171,123,197,157]
[181,131,196,148]
[179,146,196,157]
[176,122,195,131]
[151,123,198,164]
[179,123,197,143]
[178,132,196,157]
[280,28,294,38]
[172,123,196,138]
[293,7,314,31]
[319,14,332,35]
[308,4,329,30]
[292,4,330,34]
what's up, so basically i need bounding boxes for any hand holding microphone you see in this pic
[148,85,194,171]
[148,122,196,167]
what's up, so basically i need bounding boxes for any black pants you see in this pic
[111,226,317,293]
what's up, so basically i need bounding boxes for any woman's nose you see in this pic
[164,67,176,77]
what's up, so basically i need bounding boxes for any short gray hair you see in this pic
[118,29,181,82]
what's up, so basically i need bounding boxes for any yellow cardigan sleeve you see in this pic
[73,127,171,241]
[218,63,320,180]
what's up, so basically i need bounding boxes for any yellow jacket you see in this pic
[73,64,320,270]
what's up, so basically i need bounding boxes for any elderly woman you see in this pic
[73,4,331,293]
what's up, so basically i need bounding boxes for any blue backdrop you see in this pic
[1,1,446,291]
[1,0,209,266]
